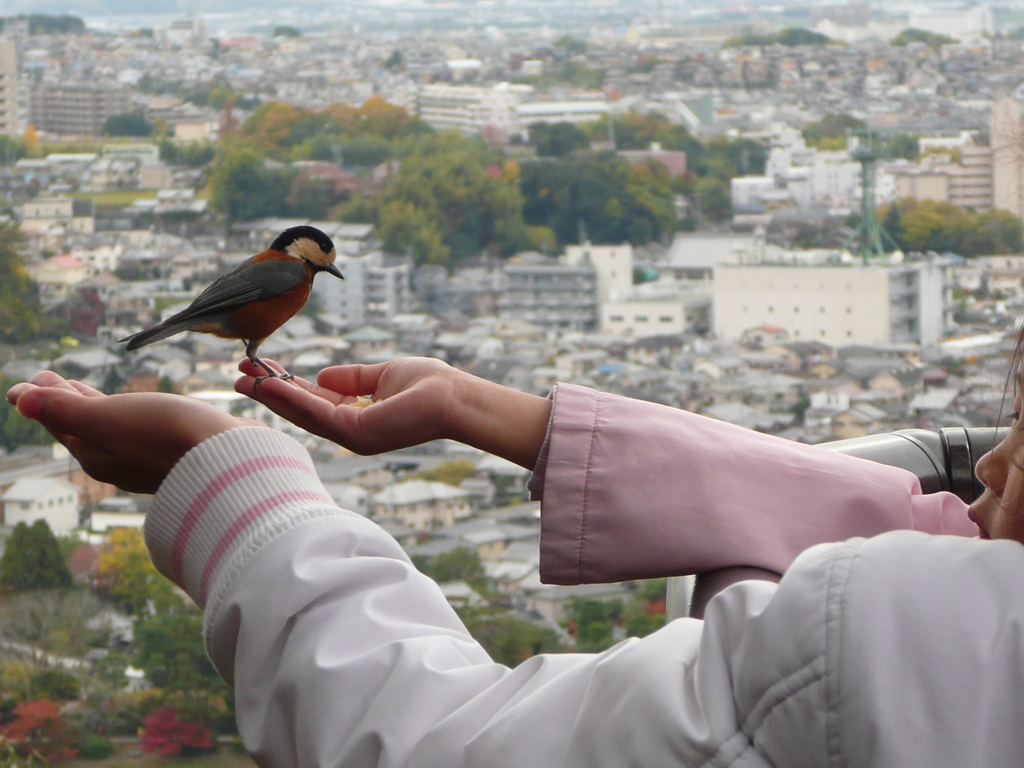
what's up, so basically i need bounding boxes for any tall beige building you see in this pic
[0,40,19,137]
[892,139,993,211]
[992,97,1024,222]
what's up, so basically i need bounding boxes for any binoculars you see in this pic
[668,426,1008,620]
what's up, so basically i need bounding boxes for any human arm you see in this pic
[532,383,977,584]
[236,359,976,584]
[234,357,551,471]
[153,430,1021,768]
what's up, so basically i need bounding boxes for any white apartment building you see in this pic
[313,250,411,330]
[564,242,633,302]
[732,129,861,212]
[417,83,522,138]
[714,260,953,346]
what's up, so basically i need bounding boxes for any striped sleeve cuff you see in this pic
[146,426,344,613]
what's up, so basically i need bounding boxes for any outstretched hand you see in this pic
[235,357,462,455]
[7,371,258,494]
[236,357,552,469]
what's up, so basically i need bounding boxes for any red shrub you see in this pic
[2,699,78,762]
[141,707,215,757]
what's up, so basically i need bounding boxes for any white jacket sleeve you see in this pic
[143,427,1024,768]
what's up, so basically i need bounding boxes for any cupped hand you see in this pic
[7,371,258,494]
[235,357,463,455]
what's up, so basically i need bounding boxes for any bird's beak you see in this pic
[325,263,344,279]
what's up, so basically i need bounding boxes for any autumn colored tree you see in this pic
[96,528,175,615]
[2,699,78,762]
[140,707,214,757]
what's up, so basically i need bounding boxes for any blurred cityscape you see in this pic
[1,2,1023,761]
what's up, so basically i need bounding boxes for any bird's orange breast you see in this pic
[229,278,312,341]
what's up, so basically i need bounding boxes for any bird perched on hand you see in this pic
[120,225,343,383]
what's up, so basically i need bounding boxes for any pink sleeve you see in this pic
[537,383,978,585]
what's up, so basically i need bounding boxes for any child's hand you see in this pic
[235,357,552,469]
[7,371,257,494]
[235,357,462,455]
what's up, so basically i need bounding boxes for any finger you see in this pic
[241,377,362,440]
[239,357,288,377]
[15,388,119,442]
[31,371,79,393]
[68,380,105,398]
[6,382,36,404]
[236,372,347,406]
[317,363,391,396]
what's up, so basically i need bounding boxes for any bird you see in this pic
[120,225,343,383]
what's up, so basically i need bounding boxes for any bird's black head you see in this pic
[271,226,342,278]
[272,225,336,260]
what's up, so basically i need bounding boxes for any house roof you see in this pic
[2,477,77,502]
[372,479,469,505]
[344,325,395,343]
[909,388,960,411]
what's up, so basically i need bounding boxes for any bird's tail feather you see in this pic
[120,320,193,351]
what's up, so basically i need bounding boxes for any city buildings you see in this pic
[29,81,132,137]
[714,257,954,346]
[498,257,600,331]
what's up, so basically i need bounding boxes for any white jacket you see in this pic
[144,427,1024,768]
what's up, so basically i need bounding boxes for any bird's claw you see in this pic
[252,369,294,390]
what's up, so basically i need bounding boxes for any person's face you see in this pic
[970,381,1024,543]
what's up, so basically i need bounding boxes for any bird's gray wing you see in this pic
[165,258,309,323]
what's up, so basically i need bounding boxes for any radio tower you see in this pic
[847,127,899,264]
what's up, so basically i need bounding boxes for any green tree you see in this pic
[29,669,80,701]
[0,522,72,592]
[0,225,59,343]
[528,122,590,157]
[458,608,562,666]
[883,199,1024,256]
[25,14,86,34]
[427,548,485,584]
[564,598,620,652]
[207,146,291,225]
[802,114,865,149]
[359,132,528,263]
[102,113,153,137]
[776,27,831,46]
[891,28,956,51]
[272,25,301,37]
[0,378,51,453]
[135,609,220,691]
[520,153,675,245]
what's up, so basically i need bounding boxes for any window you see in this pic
[820,307,826,313]
[610,315,624,322]
[793,306,800,313]
[659,316,673,323]
[847,330,852,337]
[846,307,852,314]
[768,306,774,313]
[635,315,649,322]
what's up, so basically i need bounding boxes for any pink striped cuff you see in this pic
[146,427,339,609]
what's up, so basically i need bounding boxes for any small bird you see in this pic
[120,225,343,382]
